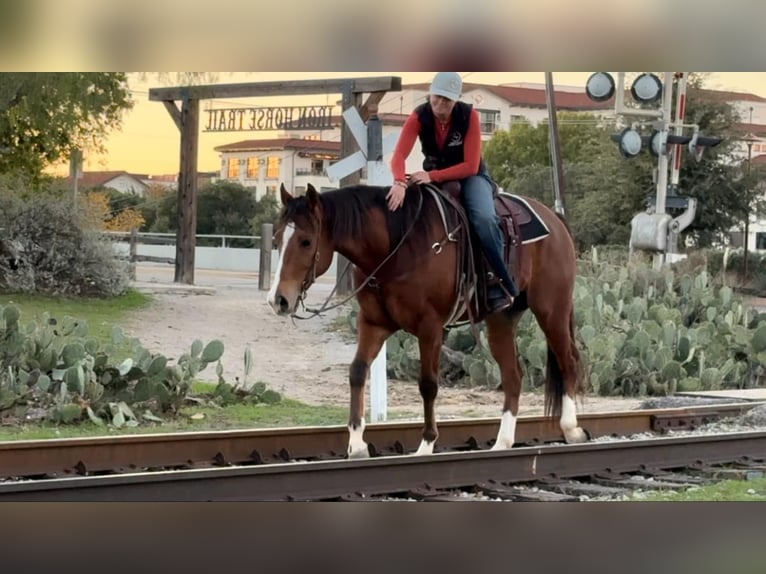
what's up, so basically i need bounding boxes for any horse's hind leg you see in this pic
[413,326,443,455]
[347,316,392,459]
[485,312,524,449]
[536,305,587,444]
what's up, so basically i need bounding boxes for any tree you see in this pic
[484,78,760,250]
[0,73,132,181]
[251,194,281,235]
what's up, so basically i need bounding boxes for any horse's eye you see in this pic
[300,238,311,248]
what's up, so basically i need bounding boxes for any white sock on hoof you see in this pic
[413,439,435,456]
[560,395,588,443]
[491,410,517,450]
[347,419,369,458]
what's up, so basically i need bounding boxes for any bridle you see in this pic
[286,190,425,320]
[296,214,322,305]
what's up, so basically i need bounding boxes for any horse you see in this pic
[268,182,587,458]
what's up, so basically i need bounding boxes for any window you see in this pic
[266,156,281,179]
[509,115,525,127]
[266,185,277,197]
[311,159,324,176]
[477,109,500,134]
[756,232,766,250]
[246,157,260,179]
[226,157,239,179]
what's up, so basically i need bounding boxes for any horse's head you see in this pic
[268,183,334,316]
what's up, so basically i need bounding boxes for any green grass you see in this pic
[0,397,349,441]
[634,477,766,501]
[0,289,151,342]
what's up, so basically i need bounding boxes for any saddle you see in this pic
[429,180,524,324]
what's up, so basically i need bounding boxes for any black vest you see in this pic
[416,101,486,174]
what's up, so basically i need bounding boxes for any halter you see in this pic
[291,190,425,321]
[296,214,322,305]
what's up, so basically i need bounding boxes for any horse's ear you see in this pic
[306,183,319,212]
[280,183,293,206]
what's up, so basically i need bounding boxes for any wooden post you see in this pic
[148,77,402,288]
[259,223,273,291]
[175,98,199,285]
[336,84,363,296]
[129,228,137,281]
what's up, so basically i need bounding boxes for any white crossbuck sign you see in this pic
[325,107,400,422]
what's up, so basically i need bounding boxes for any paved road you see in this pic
[134,264,337,295]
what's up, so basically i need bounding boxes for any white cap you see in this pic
[429,72,462,102]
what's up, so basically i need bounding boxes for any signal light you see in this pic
[631,73,663,104]
[617,127,643,158]
[649,130,667,157]
[585,72,615,102]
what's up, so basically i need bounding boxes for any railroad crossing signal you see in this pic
[325,106,399,423]
[586,72,723,162]
[326,107,398,183]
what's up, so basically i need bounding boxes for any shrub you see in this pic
[0,194,129,297]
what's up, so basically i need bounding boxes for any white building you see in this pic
[69,171,150,197]
[212,81,766,215]
[213,82,614,198]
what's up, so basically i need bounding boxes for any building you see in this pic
[213,82,614,199]
[212,80,766,219]
[67,171,149,196]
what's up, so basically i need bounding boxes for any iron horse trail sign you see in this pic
[148,76,401,286]
[204,105,336,132]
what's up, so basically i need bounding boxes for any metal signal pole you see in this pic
[545,72,567,216]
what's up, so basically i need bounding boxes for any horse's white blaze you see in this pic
[491,410,517,450]
[347,419,369,458]
[560,394,587,443]
[267,223,294,309]
[413,439,434,456]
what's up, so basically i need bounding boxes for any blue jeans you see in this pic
[460,173,520,298]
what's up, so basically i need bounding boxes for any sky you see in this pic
[69,72,766,178]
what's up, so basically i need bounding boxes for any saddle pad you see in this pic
[500,193,550,244]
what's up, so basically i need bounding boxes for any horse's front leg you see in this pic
[347,315,391,459]
[413,327,443,455]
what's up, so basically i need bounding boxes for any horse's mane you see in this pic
[280,185,438,254]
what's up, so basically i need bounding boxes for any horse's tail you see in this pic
[544,306,584,418]
[544,346,564,418]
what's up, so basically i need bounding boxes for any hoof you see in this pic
[563,426,589,444]
[413,439,435,456]
[347,443,370,459]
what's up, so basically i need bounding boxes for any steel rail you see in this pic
[1,431,764,501]
[0,402,756,479]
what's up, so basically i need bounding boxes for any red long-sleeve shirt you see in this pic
[390,108,483,183]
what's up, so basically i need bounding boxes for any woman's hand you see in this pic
[386,181,407,211]
[410,171,432,184]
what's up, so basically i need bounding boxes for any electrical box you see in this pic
[630,212,672,252]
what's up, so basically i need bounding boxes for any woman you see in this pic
[386,71,519,313]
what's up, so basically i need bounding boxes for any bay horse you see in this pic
[269,182,586,458]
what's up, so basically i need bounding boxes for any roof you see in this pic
[404,82,614,110]
[693,88,766,104]
[66,171,148,189]
[214,138,341,153]
[733,123,766,138]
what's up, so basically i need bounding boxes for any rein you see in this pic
[290,189,425,320]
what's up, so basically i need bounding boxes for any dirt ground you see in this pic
[124,277,643,420]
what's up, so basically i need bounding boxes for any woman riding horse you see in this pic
[269,179,587,459]
[387,71,518,313]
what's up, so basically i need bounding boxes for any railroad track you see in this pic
[0,402,762,501]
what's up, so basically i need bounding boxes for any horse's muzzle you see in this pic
[270,292,293,316]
